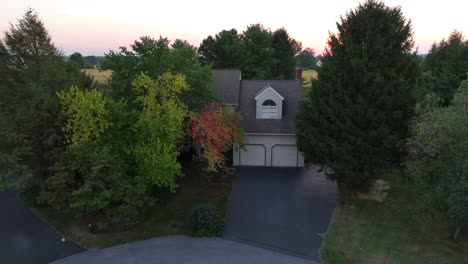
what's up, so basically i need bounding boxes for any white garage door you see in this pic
[271,145,298,167]
[239,144,266,166]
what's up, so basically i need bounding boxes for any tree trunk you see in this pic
[451,224,462,241]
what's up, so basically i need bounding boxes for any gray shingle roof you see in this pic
[212,69,241,105]
[238,80,301,134]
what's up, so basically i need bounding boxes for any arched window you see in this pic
[261,99,277,118]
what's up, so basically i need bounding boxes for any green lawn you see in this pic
[321,174,468,264]
[29,164,233,249]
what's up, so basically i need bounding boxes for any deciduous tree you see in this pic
[240,24,274,79]
[40,73,190,223]
[102,36,215,110]
[132,72,189,191]
[189,102,244,172]
[296,48,317,69]
[198,29,244,69]
[405,77,468,240]
[198,25,301,79]
[57,86,109,144]
[69,52,85,69]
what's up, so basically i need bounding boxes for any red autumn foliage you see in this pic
[188,102,244,172]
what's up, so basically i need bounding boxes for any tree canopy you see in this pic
[2,8,59,70]
[297,0,420,190]
[0,9,93,189]
[198,29,244,69]
[271,28,302,79]
[404,77,468,240]
[40,72,189,223]
[69,52,85,69]
[296,47,317,69]
[198,24,300,79]
[101,36,215,110]
[424,30,468,105]
[189,103,244,172]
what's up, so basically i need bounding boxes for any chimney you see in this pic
[295,68,303,81]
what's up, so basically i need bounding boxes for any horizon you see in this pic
[2,0,467,56]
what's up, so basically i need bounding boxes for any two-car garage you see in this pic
[233,134,305,167]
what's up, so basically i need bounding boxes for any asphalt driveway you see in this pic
[0,189,84,264]
[223,166,337,261]
[51,235,318,264]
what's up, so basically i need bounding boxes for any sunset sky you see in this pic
[2,0,467,56]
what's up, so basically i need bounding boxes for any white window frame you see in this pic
[261,100,277,119]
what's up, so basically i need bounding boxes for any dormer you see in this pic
[254,84,284,119]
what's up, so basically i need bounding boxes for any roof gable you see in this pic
[254,85,284,101]
[238,80,302,134]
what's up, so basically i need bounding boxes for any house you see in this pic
[316,60,323,68]
[212,69,305,167]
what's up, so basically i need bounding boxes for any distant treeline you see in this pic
[65,53,105,69]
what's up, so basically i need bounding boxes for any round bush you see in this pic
[188,204,223,236]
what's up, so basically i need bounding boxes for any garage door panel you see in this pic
[272,145,298,167]
[240,145,266,166]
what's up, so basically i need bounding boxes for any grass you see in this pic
[301,70,318,93]
[82,69,112,84]
[31,164,233,249]
[320,174,468,264]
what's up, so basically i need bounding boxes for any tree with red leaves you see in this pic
[189,102,244,172]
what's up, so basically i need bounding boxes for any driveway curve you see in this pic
[50,235,318,264]
[1,189,84,264]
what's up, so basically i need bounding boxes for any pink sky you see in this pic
[2,0,467,55]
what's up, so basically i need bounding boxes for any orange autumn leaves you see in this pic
[189,102,244,172]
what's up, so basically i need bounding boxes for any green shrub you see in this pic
[188,204,223,236]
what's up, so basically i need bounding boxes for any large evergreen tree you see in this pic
[3,9,59,71]
[0,9,92,189]
[297,0,419,190]
[198,35,216,66]
[271,28,301,79]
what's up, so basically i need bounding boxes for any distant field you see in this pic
[301,70,318,92]
[302,69,318,80]
[82,69,112,84]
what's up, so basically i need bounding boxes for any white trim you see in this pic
[254,86,284,101]
[245,133,296,136]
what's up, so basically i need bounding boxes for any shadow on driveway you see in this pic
[223,166,337,261]
[1,189,84,264]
